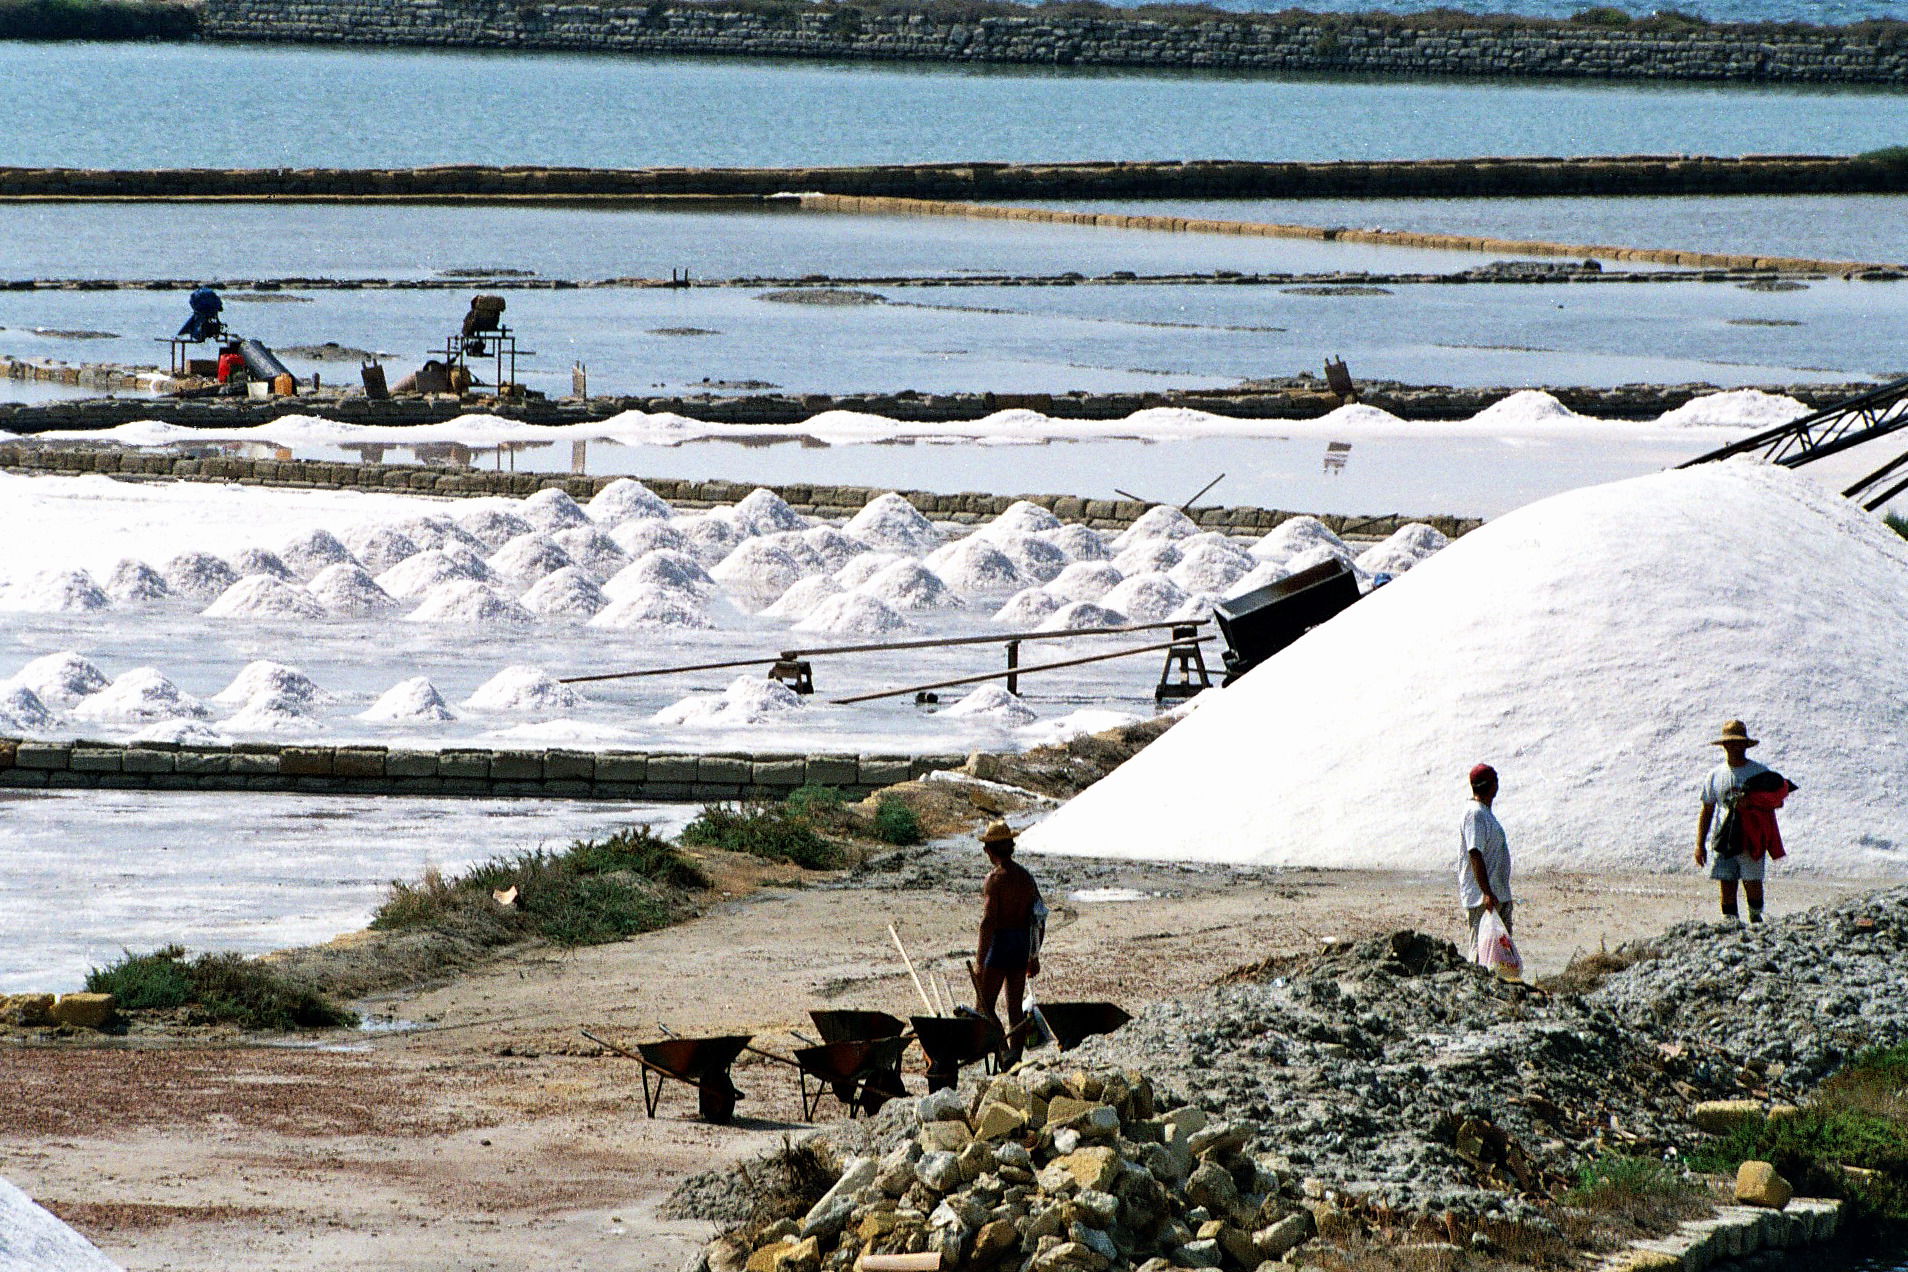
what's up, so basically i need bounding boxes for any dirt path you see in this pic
[0,861,1878,1272]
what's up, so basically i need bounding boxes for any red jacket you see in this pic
[1737,772,1796,861]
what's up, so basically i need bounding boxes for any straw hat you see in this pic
[979,820,1016,845]
[1711,720,1759,748]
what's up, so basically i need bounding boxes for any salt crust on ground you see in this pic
[1025,463,1908,876]
[0,1173,123,1272]
[653,675,803,728]
[1017,707,1143,747]
[463,665,581,712]
[941,684,1038,726]
[358,676,456,723]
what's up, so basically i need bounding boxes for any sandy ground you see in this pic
[0,856,1882,1272]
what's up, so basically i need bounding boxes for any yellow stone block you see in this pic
[1737,1160,1793,1210]
[50,993,115,1030]
[1690,1099,1763,1133]
[975,1101,1029,1141]
[1,993,54,1027]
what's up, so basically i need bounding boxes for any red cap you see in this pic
[1469,763,1497,785]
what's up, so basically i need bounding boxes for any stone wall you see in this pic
[190,1,1908,85]
[0,736,963,801]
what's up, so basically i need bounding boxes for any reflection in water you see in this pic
[1324,441,1352,475]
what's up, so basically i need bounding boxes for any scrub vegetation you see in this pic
[86,944,359,1031]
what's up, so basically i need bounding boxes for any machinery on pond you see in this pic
[162,286,299,397]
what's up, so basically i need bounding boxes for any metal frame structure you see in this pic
[1679,374,1908,509]
[443,327,528,397]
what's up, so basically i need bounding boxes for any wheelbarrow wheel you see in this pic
[699,1077,739,1125]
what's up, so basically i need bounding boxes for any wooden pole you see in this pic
[856,1254,941,1271]
[889,922,937,1015]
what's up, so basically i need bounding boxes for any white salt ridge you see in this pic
[0,683,56,732]
[942,684,1038,726]
[202,575,327,620]
[104,558,170,603]
[2,569,110,613]
[608,519,687,558]
[1111,540,1183,577]
[856,560,963,612]
[518,487,592,533]
[979,500,1063,540]
[222,691,321,734]
[1111,506,1200,548]
[487,533,576,586]
[994,587,1063,626]
[278,528,357,578]
[1657,388,1810,429]
[732,487,808,535]
[127,719,229,746]
[456,507,536,550]
[604,550,717,600]
[229,547,295,581]
[210,660,333,707]
[992,532,1070,584]
[161,551,240,602]
[1356,524,1451,577]
[1467,389,1588,429]
[800,526,868,572]
[549,527,629,580]
[711,539,806,600]
[1037,524,1111,561]
[1169,541,1253,593]
[1226,559,1291,598]
[358,676,457,723]
[1036,600,1127,632]
[70,667,208,722]
[376,548,494,600]
[1251,516,1348,563]
[1284,543,1356,577]
[1101,572,1189,621]
[588,585,715,630]
[463,664,581,712]
[654,674,803,727]
[0,1173,124,1272]
[843,493,941,554]
[307,563,397,615]
[1025,463,1908,877]
[5,651,109,709]
[794,591,912,636]
[835,552,907,589]
[403,581,534,626]
[925,537,1025,594]
[1018,708,1144,747]
[481,719,642,745]
[520,567,608,619]
[760,574,843,620]
[341,524,422,574]
[588,477,673,524]
[674,514,745,564]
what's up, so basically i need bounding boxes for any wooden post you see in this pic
[1005,640,1020,695]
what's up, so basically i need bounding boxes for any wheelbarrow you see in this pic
[911,1012,1007,1092]
[581,1029,751,1125]
[749,1030,912,1121]
[809,1009,908,1045]
[1029,1001,1131,1051]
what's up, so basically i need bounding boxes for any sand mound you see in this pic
[1100,572,1188,621]
[1027,463,1908,875]
[588,585,715,630]
[202,575,327,620]
[395,515,487,555]
[210,660,333,708]
[1356,523,1451,577]
[403,581,534,626]
[0,1174,123,1272]
[941,684,1037,726]
[834,552,907,589]
[456,507,536,550]
[1169,540,1253,593]
[161,551,240,602]
[992,532,1070,584]
[341,524,423,574]
[1111,505,1199,548]
[1049,561,1124,603]
[104,558,170,604]
[358,676,457,723]
[520,567,608,619]
[1250,515,1347,563]
[5,651,109,709]
[674,514,745,565]
[3,569,110,613]
[654,674,803,727]
[799,526,868,572]
[487,533,576,586]
[550,527,629,580]
[1657,388,1810,429]
[855,560,964,612]
[794,591,912,636]
[605,550,718,600]
[71,667,208,722]
[760,574,843,620]
[222,690,320,734]
[732,487,808,535]
[1038,524,1111,561]
[993,587,1063,626]
[0,683,56,732]
[925,537,1025,595]
[308,563,398,615]
[843,492,941,554]
[589,477,673,524]
[979,500,1063,540]
[1110,540,1182,577]
[608,519,687,558]
[517,488,591,533]
[278,528,358,578]
[229,547,295,581]
[463,664,581,712]
[1036,600,1126,631]
[377,549,494,601]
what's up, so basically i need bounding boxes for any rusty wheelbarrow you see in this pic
[911,1012,1007,1092]
[582,1029,751,1125]
[1029,1001,1131,1052]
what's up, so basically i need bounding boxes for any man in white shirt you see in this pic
[1695,719,1773,925]
[1459,763,1512,955]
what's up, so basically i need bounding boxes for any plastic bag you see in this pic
[1475,910,1523,982]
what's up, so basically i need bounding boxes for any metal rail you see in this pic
[828,636,1211,705]
[1678,374,1908,471]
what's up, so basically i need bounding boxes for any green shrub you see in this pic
[1571,5,1633,25]
[1687,1105,1908,1220]
[785,783,847,819]
[84,943,193,1011]
[87,946,356,1030]
[1566,1153,1700,1213]
[1847,1040,1908,1090]
[564,826,708,890]
[680,801,840,868]
[1884,511,1908,540]
[872,795,925,846]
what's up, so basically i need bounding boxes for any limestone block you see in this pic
[332,747,388,778]
[1737,1161,1793,1209]
[50,992,116,1030]
[278,746,336,776]
[385,750,438,778]
[975,1101,1029,1140]
[752,759,805,787]
[1690,1099,1763,1133]
[648,754,699,783]
[69,748,124,773]
[920,1120,973,1152]
[594,753,648,782]
[436,749,491,778]
[544,750,595,781]
[857,756,913,787]
[119,748,178,774]
[488,751,543,781]
[1,993,54,1026]
[1050,1146,1121,1193]
[698,755,752,784]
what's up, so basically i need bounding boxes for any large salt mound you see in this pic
[794,591,912,636]
[732,487,808,534]
[520,567,608,619]
[1657,388,1810,430]
[403,581,533,625]
[341,524,422,574]
[70,667,208,722]
[605,550,717,600]
[211,660,332,708]
[1168,541,1253,593]
[760,574,843,620]
[396,514,487,554]
[674,514,745,564]
[278,528,357,579]
[161,551,239,602]
[229,547,295,581]
[359,676,456,723]
[941,684,1038,726]
[1100,572,1188,621]
[377,548,493,600]
[589,476,673,523]
[1049,561,1123,603]
[978,499,1063,540]
[925,537,1025,594]
[3,569,110,613]
[0,683,56,732]
[843,492,940,554]
[1110,540,1182,577]
[308,563,397,615]
[834,552,907,590]
[1026,464,1908,875]
[609,519,687,558]
[588,585,715,630]
[0,1173,124,1272]
[6,651,108,708]
[1251,515,1347,563]
[464,664,581,712]
[1036,600,1126,632]
[1468,388,1586,429]
[856,560,963,612]
[457,507,536,550]
[800,526,867,572]
[1356,523,1451,577]
[517,488,592,533]
[222,690,320,734]
[487,533,576,586]
[550,527,629,580]
[104,558,170,604]
[1110,505,1199,548]
[654,674,803,727]
[994,587,1063,626]
[202,575,327,620]
[991,532,1070,584]
[1038,524,1111,562]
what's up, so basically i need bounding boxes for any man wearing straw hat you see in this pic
[1696,719,1778,925]
[975,821,1042,1046]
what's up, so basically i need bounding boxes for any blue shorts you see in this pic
[1710,852,1766,882]
[983,929,1031,972]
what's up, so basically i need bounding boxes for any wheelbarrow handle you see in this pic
[744,1043,803,1068]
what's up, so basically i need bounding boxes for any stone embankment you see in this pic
[0,736,963,801]
[192,0,1908,86]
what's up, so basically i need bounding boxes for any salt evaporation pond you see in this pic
[1025,463,1908,878]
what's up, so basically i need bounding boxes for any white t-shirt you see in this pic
[1702,759,1771,848]
[1458,802,1512,908]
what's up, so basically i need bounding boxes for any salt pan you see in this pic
[70,667,208,722]
[464,664,581,712]
[358,676,457,723]
[403,581,534,625]
[201,575,327,620]
[843,493,941,554]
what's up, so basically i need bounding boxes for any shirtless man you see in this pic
[974,821,1042,1045]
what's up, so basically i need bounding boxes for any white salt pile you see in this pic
[1225,559,1290,598]
[800,526,868,572]
[941,684,1038,726]
[758,530,824,575]
[1018,708,1143,747]
[70,667,208,722]
[1111,505,1199,548]
[222,691,320,734]
[1050,561,1124,603]
[104,559,170,604]
[1356,523,1451,577]
[0,1173,124,1272]
[358,676,457,723]
[520,567,608,619]
[229,547,295,581]
[308,563,397,615]
[925,537,1025,594]
[1024,463,1908,876]
[1657,388,1809,429]
[605,550,717,600]
[760,574,843,620]
[711,539,806,600]
[128,719,229,746]
[161,551,240,602]
[457,506,536,550]
[674,514,745,564]
[517,488,591,533]
[732,487,809,535]
[210,660,332,708]
[654,674,802,727]
[1468,388,1587,429]
[1169,541,1253,593]
[376,548,493,600]
[588,585,715,630]
[487,533,576,586]
[588,476,673,523]
[1250,515,1347,563]
[608,519,687,558]
[1111,540,1183,577]
[843,492,941,554]
[0,683,56,732]
[404,581,534,625]
[856,560,963,612]
[1038,524,1111,561]
[835,552,907,589]
[979,500,1063,539]
[1283,543,1356,577]
[396,514,487,554]
[994,587,1063,626]
[341,524,422,574]
[201,575,327,621]
[2,569,111,613]
[1170,591,1224,622]
[1101,572,1188,621]
[1036,600,1126,632]
[278,528,357,578]
[5,651,109,708]
[463,664,581,712]
[992,532,1070,584]
[550,527,629,580]
[795,591,912,636]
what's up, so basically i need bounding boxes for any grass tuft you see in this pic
[871,795,925,846]
[1538,940,1654,994]
[86,946,357,1030]
[680,801,840,868]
